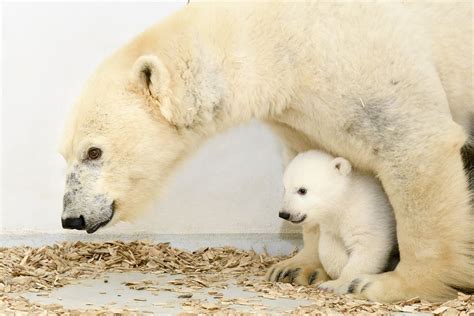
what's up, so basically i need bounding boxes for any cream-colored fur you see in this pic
[60,1,473,302]
[268,150,397,295]
[267,224,330,286]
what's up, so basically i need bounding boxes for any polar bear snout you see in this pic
[61,164,117,233]
[62,199,115,234]
[279,210,307,224]
[62,188,115,234]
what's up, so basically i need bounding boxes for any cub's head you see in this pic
[279,151,352,226]
[59,53,202,233]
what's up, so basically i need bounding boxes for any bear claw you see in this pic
[309,271,319,284]
[348,278,361,293]
[266,258,329,285]
[360,281,372,293]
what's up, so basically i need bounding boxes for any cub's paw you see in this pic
[266,259,329,285]
[318,279,352,295]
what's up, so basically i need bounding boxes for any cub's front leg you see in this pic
[266,225,329,285]
[319,227,395,295]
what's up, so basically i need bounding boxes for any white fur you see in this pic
[61,1,473,302]
[281,150,396,294]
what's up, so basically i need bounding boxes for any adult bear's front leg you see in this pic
[349,120,473,302]
[266,225,329,285]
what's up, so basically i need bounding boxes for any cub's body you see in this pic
[271,151,397,293]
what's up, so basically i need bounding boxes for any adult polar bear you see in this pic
[60,1,473,302]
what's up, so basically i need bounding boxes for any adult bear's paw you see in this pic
[318,278,353,295]
[266,258,329,285]
[344,271,427,303]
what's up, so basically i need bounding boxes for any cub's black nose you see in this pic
[279,211,291,220]
[62,216,86,230]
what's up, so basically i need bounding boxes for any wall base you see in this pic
[0,232,302,256]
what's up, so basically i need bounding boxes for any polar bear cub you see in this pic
[280,150,397,294]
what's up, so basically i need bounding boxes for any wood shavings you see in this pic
[178,293,193,298]
[200,302,220,310]
[1,241,472,314]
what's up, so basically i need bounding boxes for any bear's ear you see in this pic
[332,157,352,176]
[132,55,175,123]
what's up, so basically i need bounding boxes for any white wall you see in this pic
[1,2,298,235]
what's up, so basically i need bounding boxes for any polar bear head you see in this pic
[59,48,219,233]
[279,150,352,226]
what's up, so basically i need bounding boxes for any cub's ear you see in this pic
[132,55,175,124]
[332,157,352,176]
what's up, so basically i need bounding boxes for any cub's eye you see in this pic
[87,147,102,160]
[297,187,307,195]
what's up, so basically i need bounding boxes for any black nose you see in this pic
[62,215,86,230]
[279,211,291,220]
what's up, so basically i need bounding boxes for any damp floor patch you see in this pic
[15,272,316,314]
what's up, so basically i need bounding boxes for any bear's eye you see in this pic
[87,147,102,160]
[297,187,307,195]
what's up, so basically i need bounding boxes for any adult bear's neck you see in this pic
[126,3,297,137]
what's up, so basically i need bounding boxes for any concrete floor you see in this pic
[3,233,310,313]
[16,272,316,314]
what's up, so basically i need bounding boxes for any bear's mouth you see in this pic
[290,214,307,224]
[86,207,115,234]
